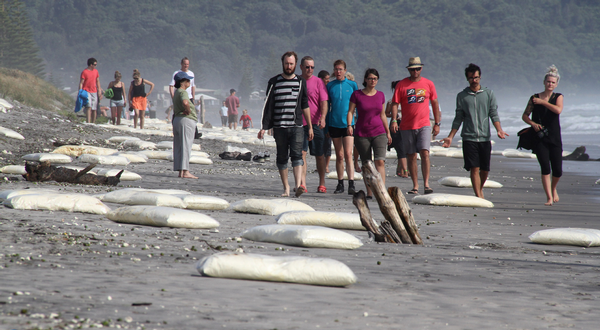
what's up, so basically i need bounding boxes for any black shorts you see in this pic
[462,140,491,172]
[328,126,351,138]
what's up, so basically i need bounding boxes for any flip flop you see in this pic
[407,189,419,195]
[317,185,327,193]
[295,185,306,197]
[424,187,433,194]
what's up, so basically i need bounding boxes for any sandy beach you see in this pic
[1,101,600,330]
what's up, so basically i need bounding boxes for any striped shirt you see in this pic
[272,75,302,128]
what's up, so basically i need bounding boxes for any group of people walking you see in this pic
[256,52,564,205]
[77,53,564,206]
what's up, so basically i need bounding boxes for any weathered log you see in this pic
[388,187,423,245]
[352,190,389,242]
[23,161,122,186]
[361,160,412,244]
[380,221,402,243]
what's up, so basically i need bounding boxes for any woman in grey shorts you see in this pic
[107,71,127,125]
[347,68,391,198]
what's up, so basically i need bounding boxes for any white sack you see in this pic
[276,211,366,230]
[175,195,229,210]
[529,228,600,247]
[95,168,142,181]
[77,154,130,166]
[22,153,72,164]
[412,193,494,208]
[101,190,185,208]
[108,136,140,143]
[438,176,503,188]
[112,152,147,163]
[51,145,117,156]
[241,224,363,249]
[0,126,24,140]
[4,193,110,214]
[0,188,57,201]
[0,165,26,175]
[59,166,97,175]
[138,150,172,160]
[108,206,219,229]
[196,252,357,287]
[232,198,314,216]
[122,140,157,149]
[501,149,537,159]
[326,172,363,180]
[191,151,209,157]
[166,154,212,164]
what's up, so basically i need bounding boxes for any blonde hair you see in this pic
[133,69,141,79]
[544,65,560,84]
[114,71,121,79]
[345,71,355,81]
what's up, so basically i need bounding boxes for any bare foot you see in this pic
[325,167,330,173]
[182,174,198,179]
[553,192,559,203]
[354,163,362,173]
[544,200,553,206]
[281,191,290,197]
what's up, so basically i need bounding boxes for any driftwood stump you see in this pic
[23,161,122,186]
[361,160,412,244]
[352,190,392,242]
[388,187,423,245]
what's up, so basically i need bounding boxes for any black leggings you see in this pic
[534,141,562,177]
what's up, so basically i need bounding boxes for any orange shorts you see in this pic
[131,96,147,111]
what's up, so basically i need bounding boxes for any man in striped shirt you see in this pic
[258,51,314,197]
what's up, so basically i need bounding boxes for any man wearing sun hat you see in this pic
[390,57,441,195]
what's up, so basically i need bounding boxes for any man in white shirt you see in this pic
[169,57,196,106]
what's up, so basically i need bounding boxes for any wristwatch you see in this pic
[435,122,441,126]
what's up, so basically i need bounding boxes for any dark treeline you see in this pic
[22,0,600,107]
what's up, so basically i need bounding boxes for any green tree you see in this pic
[237,63,255,103]
[0,0,44,76]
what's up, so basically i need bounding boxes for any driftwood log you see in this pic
[388,187,423,245]
[361,160,412,244]
[352,190,391,242]
[23,161,122,186]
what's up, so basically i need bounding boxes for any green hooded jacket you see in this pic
[451,86,500,142]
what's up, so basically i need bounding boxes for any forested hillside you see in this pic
[22,0,600,103]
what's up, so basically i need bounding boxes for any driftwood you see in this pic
[388,187,423,245]
[361,160,412,244]
[23,161,122,186]
[352,190,391,242]
[380,221,402,243]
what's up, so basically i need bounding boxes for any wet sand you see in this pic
[1,106,600,329]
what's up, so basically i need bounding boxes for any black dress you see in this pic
[531,92,563,177]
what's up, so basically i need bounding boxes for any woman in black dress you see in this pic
[522,65,564,206]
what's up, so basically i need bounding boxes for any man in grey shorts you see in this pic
[390,57,441,194]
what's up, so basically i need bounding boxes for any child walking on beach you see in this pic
[239,109,253,130]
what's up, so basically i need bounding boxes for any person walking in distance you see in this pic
[327,59,359,194]
[299,56,328,193]
[169,57,196,117]
[390,57,441,195]
[441,63,508,199]
[226,89,240,130]
[78,58,102,124]
[107,71,127,125]
[128,69,154,129]
[258,51,313,197]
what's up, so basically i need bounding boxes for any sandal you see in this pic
[317,185,327,193]
[295,185,306,197]
[407,189,419,195]
[424,187,433,194]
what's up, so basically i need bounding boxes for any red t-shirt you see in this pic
[80,68,99,93]
[392,77,437,130]
[240,114,252,128]
[226,95,240,115]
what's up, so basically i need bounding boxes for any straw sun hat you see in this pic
[406,57,424,69]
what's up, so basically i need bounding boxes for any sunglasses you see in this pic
[304,66,315,69]
[408,67,422,72]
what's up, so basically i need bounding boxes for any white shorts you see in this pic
[87,93,98,110]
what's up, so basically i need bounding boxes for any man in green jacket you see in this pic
[442,63,508,198]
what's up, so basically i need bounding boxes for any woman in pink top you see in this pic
[347,68,392,198]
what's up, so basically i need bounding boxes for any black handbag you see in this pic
[516,127,539,150]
